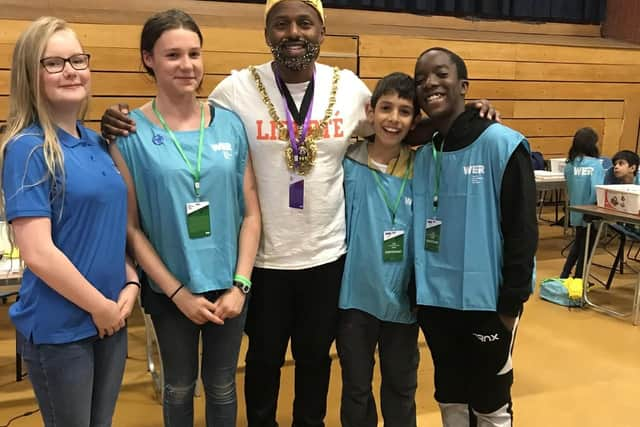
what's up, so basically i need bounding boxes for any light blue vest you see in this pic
[117,107,248,293]
[413,124,527,311]
[564,156,605,227]
[339,149,416,324]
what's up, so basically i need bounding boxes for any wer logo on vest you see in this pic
[463,164,485,184]
[151,132,164,145]
[211,142,232,160]
[573,166,594,176]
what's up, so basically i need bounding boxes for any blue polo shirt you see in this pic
[3,123,127,344]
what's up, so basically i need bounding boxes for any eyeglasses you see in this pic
[40,54,91,74]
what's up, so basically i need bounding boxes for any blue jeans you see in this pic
[150,290,248,427]
[20,327,128,427]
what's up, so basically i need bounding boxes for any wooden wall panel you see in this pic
[360,58,518,80]
[1,9,639,158]
[603,0,640,45]
[0,46,356,74]
[510,101,623,119]
[0,19,358,55]
[363,79,639,101]
[618,101,640,152]
[360,35,640,65]
[501,119,604,138]
[0,71,8,95]
[0,0,602,39]
[528,137,573,158]
[360,30,640,156]
[603,119,624,157]
[360,57,640,83]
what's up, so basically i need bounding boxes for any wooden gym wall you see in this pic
[360,34,640,158]
[0,20,357,135]
[0,0,639,157]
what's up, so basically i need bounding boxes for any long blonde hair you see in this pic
[0,17,89,221]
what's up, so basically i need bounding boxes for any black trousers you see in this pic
[561,225,597,278]
[336,309,419,427]
[417,307,519,416]
[244,256,344,427]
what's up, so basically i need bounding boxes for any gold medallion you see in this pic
[278,127,289,142]
[250,65,340,175]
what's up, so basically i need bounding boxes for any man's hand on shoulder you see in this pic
[101,103,136,142]
[468,99,501,122]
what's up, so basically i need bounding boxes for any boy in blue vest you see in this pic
[412,48,538,426]
[337,72,420,427]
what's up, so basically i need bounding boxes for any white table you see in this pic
[571,205,640,325]
[535,171,568,234]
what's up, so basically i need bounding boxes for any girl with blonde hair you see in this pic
[1,16,138,426]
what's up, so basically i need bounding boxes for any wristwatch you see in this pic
[233,280,251,294]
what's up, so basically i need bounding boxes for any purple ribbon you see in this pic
[274,68,315,169]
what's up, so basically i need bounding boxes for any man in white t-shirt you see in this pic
[212,2,371,425]
[101,1,497,425]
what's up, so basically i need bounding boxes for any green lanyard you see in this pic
[370,156,411,225]
[152,99,205,199]
[431,134,445,217]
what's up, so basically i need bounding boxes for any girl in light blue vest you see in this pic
[109,10,261,427]
[561,127,606,278]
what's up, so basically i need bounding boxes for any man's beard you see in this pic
[270,38,321,72]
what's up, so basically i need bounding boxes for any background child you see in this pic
[561,127,606,278]
[603,150,640,258]
[337,72,420,427]
[604,149,640,185]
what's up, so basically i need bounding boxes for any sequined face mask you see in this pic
[270,37,320,72]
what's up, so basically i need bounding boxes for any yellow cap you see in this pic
[265,0,325,24]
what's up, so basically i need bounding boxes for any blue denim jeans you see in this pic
[20,327,128,427]
[150,290,248,427]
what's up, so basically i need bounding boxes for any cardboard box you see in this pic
[534,170,564,181]
[596,185,640,215]
[549,158,566,174]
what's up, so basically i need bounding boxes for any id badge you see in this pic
[289,173,304,209]
[383,230,405,262]
[425,218,442,252]
[186,201,211,238]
